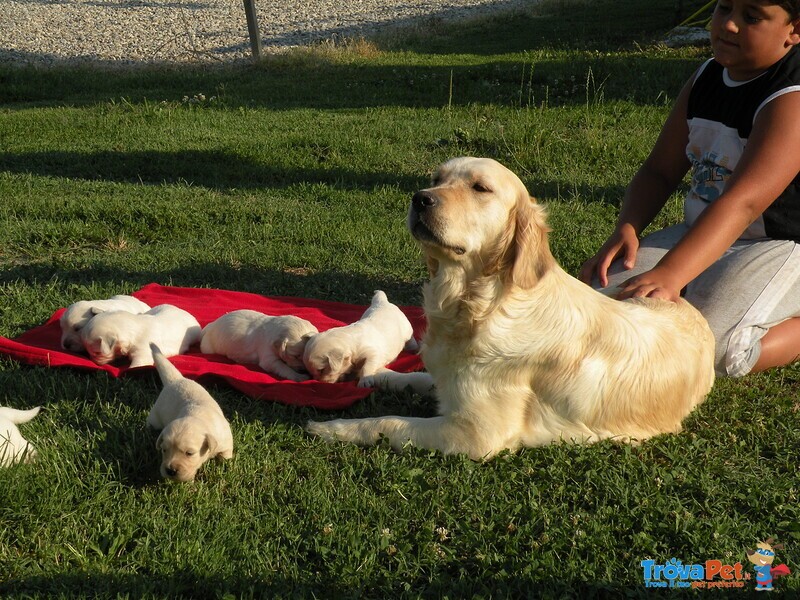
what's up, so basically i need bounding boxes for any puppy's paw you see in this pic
[357,375,375,388]
[404,338,420,353]
[22,445,38,464]
[129,356,155,368]
[359,368,399,390]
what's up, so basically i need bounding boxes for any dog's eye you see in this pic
[185,451,195,457]
[73,325,81,332]
[472,182,490,193]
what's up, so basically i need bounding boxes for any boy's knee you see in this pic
[718,326,765,378]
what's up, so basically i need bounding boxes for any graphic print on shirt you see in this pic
[684,117,767,239]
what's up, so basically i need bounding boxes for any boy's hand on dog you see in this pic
[616,266,682,302]
[579,223,639,288]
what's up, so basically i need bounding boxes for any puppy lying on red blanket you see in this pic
[0,284,425,410]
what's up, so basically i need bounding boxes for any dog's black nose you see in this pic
[412,191,437,212]
[166,467,177,477]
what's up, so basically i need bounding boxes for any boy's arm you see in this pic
[579,76,693,286]
[618,91,800,301]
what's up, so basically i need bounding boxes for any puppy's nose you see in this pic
[166,467,178,477]
[412,191,437,212]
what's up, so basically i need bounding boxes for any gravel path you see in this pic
[0,0,530,67]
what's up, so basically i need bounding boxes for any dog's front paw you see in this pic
[306,419,347,443]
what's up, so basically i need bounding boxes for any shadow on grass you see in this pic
[0,262,423,308]
[0,53,703,111]
[0,150,424,192]
[0,149,627,210]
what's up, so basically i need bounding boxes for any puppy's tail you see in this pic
[150,343,184,385]
[0,406,41,424]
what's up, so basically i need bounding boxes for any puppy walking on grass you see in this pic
[147,344,233,482]
[0,406,41,467]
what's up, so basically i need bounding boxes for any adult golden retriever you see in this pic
[307,157,715,459]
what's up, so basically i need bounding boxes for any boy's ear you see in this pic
[790,19,800,46]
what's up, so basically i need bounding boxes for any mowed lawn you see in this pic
[0,0,798,597]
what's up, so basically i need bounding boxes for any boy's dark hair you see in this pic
[772,1,800,20]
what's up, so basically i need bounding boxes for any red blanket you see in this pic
[0,283,426,410]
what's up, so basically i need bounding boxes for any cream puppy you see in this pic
[200,310,318,382]
[80,304,201,368]
[146,344,233,482]
[60,295,151,352]
[0,406,41,467]
[303,290,418,384]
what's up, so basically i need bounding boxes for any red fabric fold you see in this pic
[0,283,426,410]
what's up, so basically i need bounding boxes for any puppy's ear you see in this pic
[299,333,315,348]
[508,195,555,289]
[273,338,289,360]
[100,338,117,357]
[287,335,313,359]
[155,431,165,451]
[353,355,368,377]
[90,306,106,315]
[328,350,351,376]
[202,433,219,457]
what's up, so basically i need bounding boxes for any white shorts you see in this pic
[595,224,800,377]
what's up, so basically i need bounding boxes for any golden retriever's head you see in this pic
[156,417,218,482]
[407,157,553,288]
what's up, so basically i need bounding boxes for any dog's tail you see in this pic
[150,343,184,385]
[0,406,41,424]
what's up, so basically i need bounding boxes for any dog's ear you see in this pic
[90,306,106,315]
[100,338,115,357]
[202,433,219,457]
[328,349,351,376]
[425,256,440,278]
[273,338,289,360]
[508,195,555,289]
[155,430,165,451]
[352,355,368,376]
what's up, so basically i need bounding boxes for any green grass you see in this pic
[1,0,799,597]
